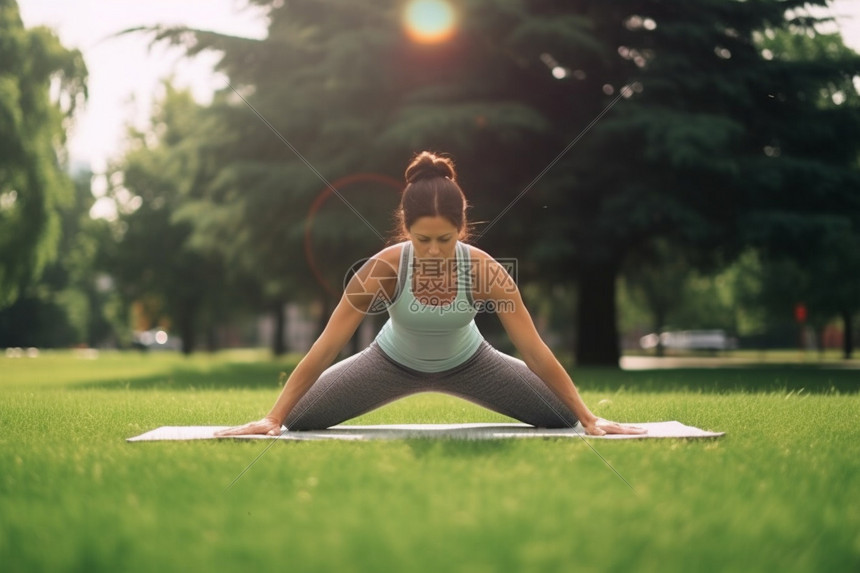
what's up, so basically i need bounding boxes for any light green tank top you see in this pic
[375,241,484,372]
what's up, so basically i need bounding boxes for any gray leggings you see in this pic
[284,341,578,430]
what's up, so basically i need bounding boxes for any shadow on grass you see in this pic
[578,365,859,395]
[77,360,858,395]
[77,362,288,391]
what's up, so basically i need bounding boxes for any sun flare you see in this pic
[403,0,457,44]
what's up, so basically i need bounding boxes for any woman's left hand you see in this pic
[582,418,647,436]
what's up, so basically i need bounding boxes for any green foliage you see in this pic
[620,247,765,342]
[0,0,87,308]
[103,84,249,354]
[132,1,860,365]
[754,223,860,328]
[139,2,577,312]
[0,167,116,348]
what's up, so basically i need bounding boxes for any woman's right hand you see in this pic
[215,417,283,437]
[582,417,646,437]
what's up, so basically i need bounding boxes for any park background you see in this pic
[3,0,860,364]
[2,1,860,572]
[0,2,860,364]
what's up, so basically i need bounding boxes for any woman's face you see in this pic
[408,216,459,259]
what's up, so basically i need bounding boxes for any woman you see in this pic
[218,152,644,437]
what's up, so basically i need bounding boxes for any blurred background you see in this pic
[2,0,859,366]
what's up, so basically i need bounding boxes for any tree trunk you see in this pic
[177,310,196,356]
[842,310,854,360]
[205,324,218,353]
[816,324,826,357]
[575,260,620,367]
[272,301,287,357]
[654,308,666,358]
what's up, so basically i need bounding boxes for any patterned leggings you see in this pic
[284,340,578,430]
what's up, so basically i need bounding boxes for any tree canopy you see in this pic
[135,0,859,363]
[101,84,251,355]
[0,0,87,308]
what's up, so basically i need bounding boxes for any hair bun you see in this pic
[405,151,456,184]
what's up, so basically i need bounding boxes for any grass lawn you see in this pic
[1,350,858,572]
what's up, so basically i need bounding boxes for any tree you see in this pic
[744,26,860,359]
[529,1,860,364]
[0,166,119,348]
[137,3,423,354]
[103,83,245,355]
[620,239,694,356]
[0,0,87,308]
[140,1,589,354]
[144,0,860,366]
[750,222,860,358]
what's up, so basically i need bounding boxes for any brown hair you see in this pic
[394,151,470,241]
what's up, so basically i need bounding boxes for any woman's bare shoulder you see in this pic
[370,242,407,273]
[463,243,492,262]
[343,243,404,306]
[462,243,502,273]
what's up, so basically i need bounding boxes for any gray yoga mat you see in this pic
[127,421,724,442]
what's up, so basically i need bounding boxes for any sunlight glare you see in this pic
[404,0,457,44]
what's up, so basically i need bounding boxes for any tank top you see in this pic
[375,241,484,372]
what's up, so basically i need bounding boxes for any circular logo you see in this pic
[303,173,401,298]
[342,257,399,315]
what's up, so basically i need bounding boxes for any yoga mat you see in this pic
[127,421,724,442]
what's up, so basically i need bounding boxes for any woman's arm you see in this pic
[474,252,643,436]
[216,250,400,436]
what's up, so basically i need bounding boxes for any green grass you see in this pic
[2,350,859,572]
